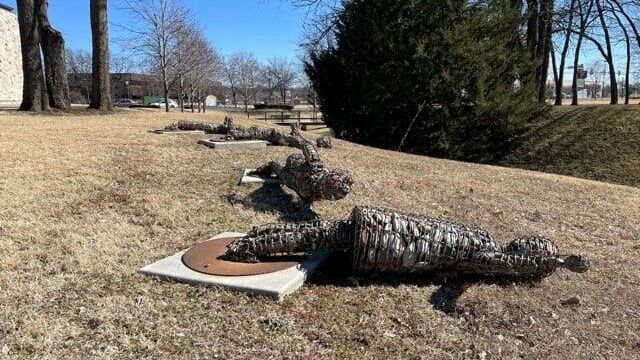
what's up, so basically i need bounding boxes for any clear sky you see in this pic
[1,0,632,86]
[2,0,309,61]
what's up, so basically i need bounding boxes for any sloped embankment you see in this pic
[501,105,640,187]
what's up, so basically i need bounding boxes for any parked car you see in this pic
[112,98,139,107]
[150,99,178,108]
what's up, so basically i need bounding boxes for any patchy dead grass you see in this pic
[0,108,639,359]
[502,105,640,188]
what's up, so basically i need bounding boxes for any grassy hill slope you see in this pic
[0,109,639,359]
[501,105,640,187]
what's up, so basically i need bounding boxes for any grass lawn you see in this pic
[1,108,639,359]
[502,105,640,188]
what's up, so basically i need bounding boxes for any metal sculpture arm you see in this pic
[223,206,590,278]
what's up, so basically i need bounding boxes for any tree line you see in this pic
[550,0,640,105]
[15,0,225,113]
[299,0,640,163]
[223,53,302,112]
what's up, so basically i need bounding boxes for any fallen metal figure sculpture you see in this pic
[249,126,353,204]
[163,118,310,148]
[316,135,332,149]
[223,206,590,278]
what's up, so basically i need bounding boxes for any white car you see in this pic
[150,99,178,108]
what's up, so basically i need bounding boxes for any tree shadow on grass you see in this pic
[222,184,317,222]
[307,253,545,317]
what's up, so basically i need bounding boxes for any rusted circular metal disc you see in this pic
[182,237,300,276]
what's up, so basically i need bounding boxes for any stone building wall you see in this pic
[0,6,23,107]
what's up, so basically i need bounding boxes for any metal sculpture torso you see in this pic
[224,206,590,277]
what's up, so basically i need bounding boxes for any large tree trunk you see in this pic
[596,0,617,104]
[526,0,539,58]
[555,0,576,105]
[16,0,49,111]
[624,36,630,105]
[571,34,583,105]
[609,4,630,104]
[89,0,112,110]
[571,0,595,105]
[162,71,169,112]
[37,0,69,109]
[536,0,554,103]
[526,0,554,103]
[190,86,195,113]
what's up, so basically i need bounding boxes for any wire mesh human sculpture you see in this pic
[223,206,589,278]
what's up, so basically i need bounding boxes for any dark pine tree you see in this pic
[305,0,547,163]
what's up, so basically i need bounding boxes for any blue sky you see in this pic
[2,0,309,61]
[2,0,632,85]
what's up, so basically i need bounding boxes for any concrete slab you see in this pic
[139,232,329,300]
[240,168,279,184]
[150,129,205,134]
[198,139,268,150]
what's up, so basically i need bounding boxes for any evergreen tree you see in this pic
[305,0,547,162]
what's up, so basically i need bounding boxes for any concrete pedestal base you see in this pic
[198,139,268,150]
[240,169,279,184]
[139,232,329,300]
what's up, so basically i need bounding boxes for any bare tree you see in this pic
[38,0,70,109]
[110,52,136,73]
[170,25,199,111]
[569,0,595,105]
[265,58,297,105]
[595,0,618,104]
[180,28,220,113]
[89,0,111,110]
[65,49,92,102]
[223,56,239,107]
[225,51,260,113]
[552,0,577,105]
[526,0,555,103]
[293,0,341,50]
[608,1,631,104]
[119,0,190,112]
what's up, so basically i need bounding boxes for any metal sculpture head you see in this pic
[322,169,354,200]
[563,255,590,273]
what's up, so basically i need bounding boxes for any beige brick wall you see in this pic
[0,9,22,107]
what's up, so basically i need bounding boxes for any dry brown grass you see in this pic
[0,108,639,359]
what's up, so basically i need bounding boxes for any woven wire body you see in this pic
[224,206,590,276]
[350,207,500,273]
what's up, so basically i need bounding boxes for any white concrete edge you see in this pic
[138,231,328,301]
[240,169,280,184]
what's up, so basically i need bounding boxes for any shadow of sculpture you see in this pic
[306,256,545,317]
[222,184,318,222]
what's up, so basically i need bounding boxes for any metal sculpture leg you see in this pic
[503,235,558,255]
[222,220,352,262]
[467,251,589,277]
